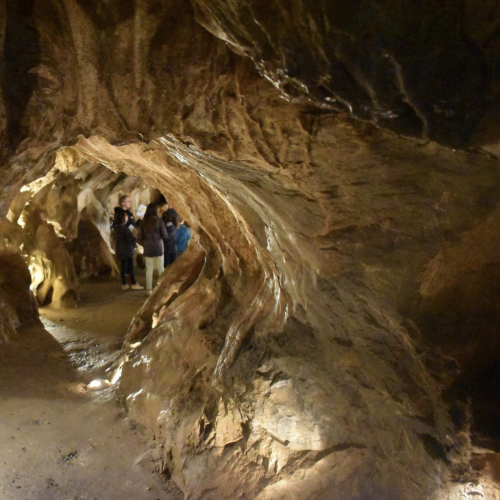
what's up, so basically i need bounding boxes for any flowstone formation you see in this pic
[2,1,500,498]
[74,124,500,499]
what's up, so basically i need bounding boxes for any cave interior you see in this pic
[3,1,500,499]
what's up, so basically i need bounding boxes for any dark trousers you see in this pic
[120,257,136,285]
[164,251,177,267]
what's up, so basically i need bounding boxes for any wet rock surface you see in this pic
[74,126,500,498]
[191,0,497,149]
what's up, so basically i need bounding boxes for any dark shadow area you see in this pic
[0,323,76,400]
[68,217,114,278]
[411,281,500,451]
[0,0,40,155]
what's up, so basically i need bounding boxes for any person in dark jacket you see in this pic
[162,209,177,267]
[158,196,178,220]
[139,203,168,293]
[114,195,140,229]
[114,211,144,290]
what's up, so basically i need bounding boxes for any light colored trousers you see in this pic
[145,255,164,290]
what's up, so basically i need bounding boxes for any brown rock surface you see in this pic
[0,251,38,343]
[73,119,500,498]
[2,2,500,499]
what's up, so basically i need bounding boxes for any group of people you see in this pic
[113,195,191,294]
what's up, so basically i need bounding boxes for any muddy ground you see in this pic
[0,273,181,500]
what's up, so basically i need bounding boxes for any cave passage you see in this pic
[5,145,180,308]
[0,274,179,499]
[4,124,500,499]
[0,145,193,498]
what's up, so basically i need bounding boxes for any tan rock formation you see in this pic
[2,1,500,499]
[72,120,500,498]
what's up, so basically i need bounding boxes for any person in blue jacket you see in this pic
[175,215,191,256]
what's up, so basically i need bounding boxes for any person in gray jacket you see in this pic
[139,203,168,293]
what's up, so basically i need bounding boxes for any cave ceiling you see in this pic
[1,1,500,189]
[192,0,500,150]
[2,1,500,499]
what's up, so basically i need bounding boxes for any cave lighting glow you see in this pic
[17,212,27,229]
[86,379,112,391]
[110,362,124,385]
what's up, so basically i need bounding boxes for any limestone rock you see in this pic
[33,222,77,308]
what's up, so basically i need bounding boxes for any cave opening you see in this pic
[4,137,207,384]
[6,142,179,307]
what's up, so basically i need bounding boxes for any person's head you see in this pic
[158,202,168,217]
[118,195,132,210]
[142,203,160,233]
[162,208,177,225]
[175,214,183,228]
[115,211,128,225]
[145,203,159,218]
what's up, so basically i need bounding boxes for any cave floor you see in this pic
[0,273,180,500]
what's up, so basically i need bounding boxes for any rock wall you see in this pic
[0,249,39,343]
[191,0,497,149]
[0,219,39,341]
[73,110,500,498]
[2,1,500,498]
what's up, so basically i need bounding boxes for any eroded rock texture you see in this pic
[192,0,496,149]
[2,1,500,499]
[75,123,500,499]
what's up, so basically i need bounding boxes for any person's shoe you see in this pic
[121,284,130,290]
[130,283,144,290]
[147,289,153,296]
